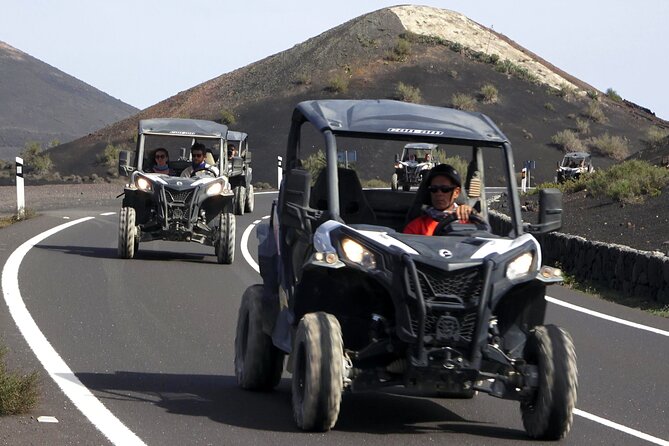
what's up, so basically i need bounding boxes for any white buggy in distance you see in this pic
[117,118,236,264]
[391,143,436,191]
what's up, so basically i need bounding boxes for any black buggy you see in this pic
[226,130,255,215]
[234,100,577,439]
[117,118,236,264]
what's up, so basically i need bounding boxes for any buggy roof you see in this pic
[404,143,438,150]
[226,130,248,143]
[138,118,228,138]
[293,99,508,146]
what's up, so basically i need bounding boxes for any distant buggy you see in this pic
[226,130,255,215]
[234,100,578,439]
[117,118,236,264]
[391,143,436,191]
[556,152,594,183]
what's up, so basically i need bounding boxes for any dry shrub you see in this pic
[551,130,585,152]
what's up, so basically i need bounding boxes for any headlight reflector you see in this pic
[206,181,223,196]
[341,238,377,269]
[136,177,152,192]
[506,252,534,280]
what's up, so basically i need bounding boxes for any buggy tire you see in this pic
[244,184,255,213]
[402,183,411,192]
[118,207,137,259]
[234,186,246,216]
[521,325,578,440]
[216,213,235,264]
[292,312,344,432]
[234,285,284,390]
[390,173,398,191]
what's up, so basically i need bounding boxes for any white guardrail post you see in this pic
[277,155,282,188]
[16,156,25,219]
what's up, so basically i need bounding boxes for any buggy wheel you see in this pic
[234,285,284,390]
[216,213,235,264]
[244,184,255,213]
[118,207,137,259]
[292,312,344,432]
[390,173,398,191]
[402,183,411,192]
[521,325,578,440]
[234,186,246,216]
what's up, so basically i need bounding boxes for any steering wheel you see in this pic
[433,212,490,236]
[191,167,219,178]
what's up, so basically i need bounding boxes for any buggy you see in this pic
[234,100,577,439]
[227,130,255,215]
[391,143,436,191]
[556,152,594,183]
[117,118,236,264]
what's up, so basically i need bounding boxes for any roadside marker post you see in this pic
[521,167,527,193]
[277,155,283,188]
[16,157,25,219]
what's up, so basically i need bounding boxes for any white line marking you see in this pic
[546,296,669,337]
[240,218,261,273]
[99,212,116,216]
[1,217,146,446]
[575,409,669,446]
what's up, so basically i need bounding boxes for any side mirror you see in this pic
[245,150,252,163]
[395,154,399,162]
[118,150,135,177]
[526,188,562,234]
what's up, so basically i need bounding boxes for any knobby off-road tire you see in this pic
[292,312,344,432]
[390,173,398,191]
[402,183,411,192]
[244,184,255,213]
[216,213,235,264]
[234,186,246,216]
[234,285,284,390]
[118,207,137,259]
[521,324,578,440]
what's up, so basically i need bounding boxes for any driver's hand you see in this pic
[456,204,473,222]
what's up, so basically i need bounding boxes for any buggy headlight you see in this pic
[341,238,377,269]
[136,176,153,192]
[506,252,534,280]
[206,181,223,196]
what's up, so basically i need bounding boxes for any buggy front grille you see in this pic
[410,309,478,346]
[165,189,194,203]
[408,264,484,306]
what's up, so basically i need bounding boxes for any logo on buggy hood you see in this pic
[439,249,453,258]
[388,128,444,135]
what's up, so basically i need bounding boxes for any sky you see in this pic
[1,0,667,120]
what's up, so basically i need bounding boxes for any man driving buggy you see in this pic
[181,142,219,177]
[404,163,479,235]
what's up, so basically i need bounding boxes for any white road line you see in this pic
[99,212,116,216]
[1,217,146,446]
[240,218,262,273]
[546,296,669,337]
[575,409,669,446]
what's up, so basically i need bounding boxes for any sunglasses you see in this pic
[192,153,205,158]
[428,185,457,193]
[155,154,166,159]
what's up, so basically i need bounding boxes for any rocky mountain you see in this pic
[46,5,668,185]
[0,41,138,160]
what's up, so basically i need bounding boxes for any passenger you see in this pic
[425,153,431,162]
[404,164,475,235]
[181,142,218,177]
[152,148,171,174]
[227,144,238,160]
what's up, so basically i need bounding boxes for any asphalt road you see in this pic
[1,192,668,445]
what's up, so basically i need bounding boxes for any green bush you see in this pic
[20,141,53,175]
[361,178,389,188]
[0,347,39,415]
[451,93,477,111]
[556,83,576,100]
[575,118,591,135]
[99,143,122,168]
[544,102,555,112]
[439,155,468,179]
[253,182,272,190]
[302,150,327,183]
[583,101,607,123]
[605,88,622,102]
[551,130,585,152]
[387,37,411,62]
[645,126,669,150]
[220,109,236,126]
[587,132,630,160]
[395,82,422,103]
[586,90,599,100]
[326,74,349,93]
[586,160,669,203]
[479,83,499,104]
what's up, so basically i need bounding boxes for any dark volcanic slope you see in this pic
[47,7,668,185]
[0,41,138,159]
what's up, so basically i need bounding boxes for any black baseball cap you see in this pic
[426,163,461,187]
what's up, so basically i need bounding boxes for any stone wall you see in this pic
[489,211,669,305]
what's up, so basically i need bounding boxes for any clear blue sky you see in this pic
[2,1,667,120]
